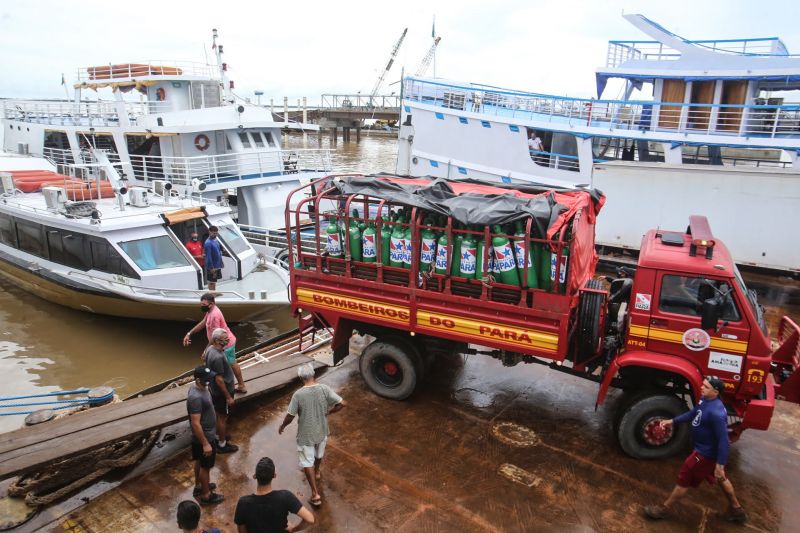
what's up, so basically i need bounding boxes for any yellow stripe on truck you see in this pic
[296,288,410,325]
[417,310,559,353]
[629,324,747,354]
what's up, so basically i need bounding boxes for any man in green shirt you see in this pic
[278,363,346,507]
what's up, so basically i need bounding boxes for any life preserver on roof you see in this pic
[155,87,166,101]
[194,134,210,151]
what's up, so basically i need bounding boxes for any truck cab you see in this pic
[597,216,799,458]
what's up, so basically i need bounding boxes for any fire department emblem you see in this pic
[682,328,711,352]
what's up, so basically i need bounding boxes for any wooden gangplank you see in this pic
[0,330,329,481]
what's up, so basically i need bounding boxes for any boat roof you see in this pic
[74,62,219,89]
[596,14,800,95]
[1,172,230,234]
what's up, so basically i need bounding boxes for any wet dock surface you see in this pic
[49,345,800,532]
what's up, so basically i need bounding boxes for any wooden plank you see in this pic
[0,359,319,480]
[0,354,309,454]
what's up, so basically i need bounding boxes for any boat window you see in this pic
[217,224,250,255]
[46,229,65,264]
[0,213,17,247]
[62,233,91,270]
[591,136,664,163]
[263,132,276,147]
[78,134,117,154]
[238,132,251,149]
[119,236,191,271]
[252,131,265,148]
[89,239,138,277]
[15,219,48,259]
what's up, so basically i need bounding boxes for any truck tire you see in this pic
[359,340,418,400]
[576,279,604,361]
[617,394,689,459]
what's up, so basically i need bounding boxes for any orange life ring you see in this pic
[155,87,166,101]
[194,134,210,151]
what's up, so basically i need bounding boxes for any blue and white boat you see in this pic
[397,14,800,273]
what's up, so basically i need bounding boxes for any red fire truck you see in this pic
[285,175,800,459]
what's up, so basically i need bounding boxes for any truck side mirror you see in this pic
[701,297,721,331]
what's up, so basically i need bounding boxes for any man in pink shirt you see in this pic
[183,293,247,394]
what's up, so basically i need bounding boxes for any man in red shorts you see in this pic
[644,376,746,523]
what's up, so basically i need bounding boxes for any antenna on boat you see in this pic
[212,28,233,103]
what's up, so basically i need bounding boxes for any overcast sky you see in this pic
[1,0,798,103]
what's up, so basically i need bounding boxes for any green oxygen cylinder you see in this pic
[402,221,413,270]
[350,208,360,228]
[362,221,377,263]
[513,221,539,289]
[420,220,437,274]
[380,216,391,265]
[348,217,362,262]
[459,229,477,279]
[326,216,343,258]
[491,225,521,286]
[356,208,367,232]
[389,218,405,268]
[450,223,464,276]
[434,232,450,275]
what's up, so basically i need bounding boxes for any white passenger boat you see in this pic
[0,30,327,321]
[2,29,331,230]
[397,14,800,274]
[0,156,289,322]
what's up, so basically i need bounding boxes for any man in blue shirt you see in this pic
[644,376,747,523]
[203,226,223,291]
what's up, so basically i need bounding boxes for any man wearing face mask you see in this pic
[185,232,204,268]
[184,293,247,394]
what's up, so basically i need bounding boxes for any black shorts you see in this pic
[207,268,222,282]
[191,438,217,469]
[211,393,230,416]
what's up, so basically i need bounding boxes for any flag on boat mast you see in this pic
[432,16,436,38]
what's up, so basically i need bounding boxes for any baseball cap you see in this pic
[706,375,725,394]
[193,365,212,384]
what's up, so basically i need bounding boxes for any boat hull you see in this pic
[0,253,284,322]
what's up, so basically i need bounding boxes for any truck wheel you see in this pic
[576,279,604,361]
[359,340,418,400]
[617,394,689,459]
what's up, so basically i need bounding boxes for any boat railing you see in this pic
[75,61,218,82]
[239,223,317,257]
[39,147,333,186]
[404,78,800,139]
[606,38,791,67]
[2,98,170,127]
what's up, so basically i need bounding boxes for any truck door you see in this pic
[647,273,749,392]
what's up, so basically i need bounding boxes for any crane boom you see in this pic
[415,36,441,77]
[370,28,408,99]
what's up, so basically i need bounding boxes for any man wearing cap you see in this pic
[644,376,747,523]
[187,365,224,505]
[234,457,315,533]
[204,328,239,454]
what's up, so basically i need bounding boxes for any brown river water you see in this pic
[1,133,798,434]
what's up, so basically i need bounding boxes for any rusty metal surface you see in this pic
[50,347,800,532]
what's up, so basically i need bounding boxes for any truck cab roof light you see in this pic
[686,215,715,259]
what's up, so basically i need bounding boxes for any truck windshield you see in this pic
[732,264,766,333]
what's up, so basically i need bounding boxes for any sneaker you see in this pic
[644,505,668,520]
[216,442,239,454]
[198,492,224,505]
[192,483,216,497]
[720,507,747,523]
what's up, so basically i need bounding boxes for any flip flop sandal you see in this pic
[193,483,216,497]
[310,496,323,507]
